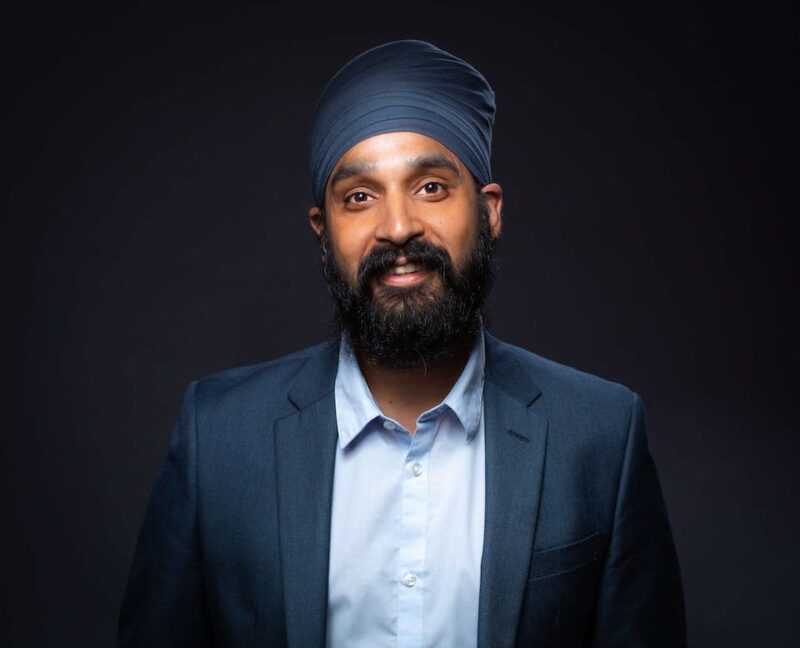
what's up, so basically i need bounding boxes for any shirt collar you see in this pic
[334,330,486,450]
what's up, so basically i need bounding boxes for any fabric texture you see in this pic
[309,40,496,206]
[119,332,686,647]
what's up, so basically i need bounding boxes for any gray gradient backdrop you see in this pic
[2,2,796,646]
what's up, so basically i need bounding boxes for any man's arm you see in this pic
[119,381,213,646]
[591,393,687,646]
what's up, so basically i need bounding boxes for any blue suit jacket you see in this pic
[119,333,686,647]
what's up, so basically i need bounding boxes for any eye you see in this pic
[418,181,448,197]
[344,191,372,205]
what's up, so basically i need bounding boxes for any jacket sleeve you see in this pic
[591,392,687,646]
[118,381,213,646]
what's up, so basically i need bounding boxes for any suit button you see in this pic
[402,572,417,587]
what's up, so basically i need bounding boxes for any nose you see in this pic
[374,193,424,247]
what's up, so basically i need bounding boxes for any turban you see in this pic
[309,40,496,207]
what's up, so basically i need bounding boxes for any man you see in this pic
[119,40,686,647]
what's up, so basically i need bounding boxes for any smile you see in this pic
[380,263,431,287]
[386,263,424,275]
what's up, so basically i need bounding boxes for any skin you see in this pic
[308,131,503,432]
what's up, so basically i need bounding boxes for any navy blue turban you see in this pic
[309,40,496,207]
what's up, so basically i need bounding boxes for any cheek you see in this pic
[440,214,480,267]
[327,223,371,278]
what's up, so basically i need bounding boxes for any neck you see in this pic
[357,333,477,434]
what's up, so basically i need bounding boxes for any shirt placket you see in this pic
[394,413,437,648]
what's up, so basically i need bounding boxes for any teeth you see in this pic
[387,263,422,275]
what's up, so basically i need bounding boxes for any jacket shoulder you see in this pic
[486,334,638,423]
[190,340,336,409]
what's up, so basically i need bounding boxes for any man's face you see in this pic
[309,131,503,367]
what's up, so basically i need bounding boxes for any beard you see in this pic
[320,198,496,369]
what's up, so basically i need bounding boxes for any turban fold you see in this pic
[309,40,496,206]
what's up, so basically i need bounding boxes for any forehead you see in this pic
[329,131,466,179]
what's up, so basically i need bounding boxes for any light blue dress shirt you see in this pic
[327,333,487,648]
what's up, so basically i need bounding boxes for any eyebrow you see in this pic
[328,152,462,190]
[407,153,461,177]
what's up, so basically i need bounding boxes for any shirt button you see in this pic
[402,572,417,587]
[382,420,395,430]
[411,462,423,476]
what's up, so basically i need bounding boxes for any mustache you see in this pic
[356,238,454,293]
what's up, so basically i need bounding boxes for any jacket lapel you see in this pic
[478,334,549,648]
[272,335,547,647]
[274,343,339,648]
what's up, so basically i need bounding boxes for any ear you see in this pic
[308,206,325,238]
[480,183,503,240]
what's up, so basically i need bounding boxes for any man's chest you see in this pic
[326,410,486,648]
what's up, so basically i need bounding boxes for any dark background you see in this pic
[2,1,796,645]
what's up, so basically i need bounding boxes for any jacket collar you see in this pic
[483,331,542,407]
[284,332,542,412]
[286,339,339,410]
